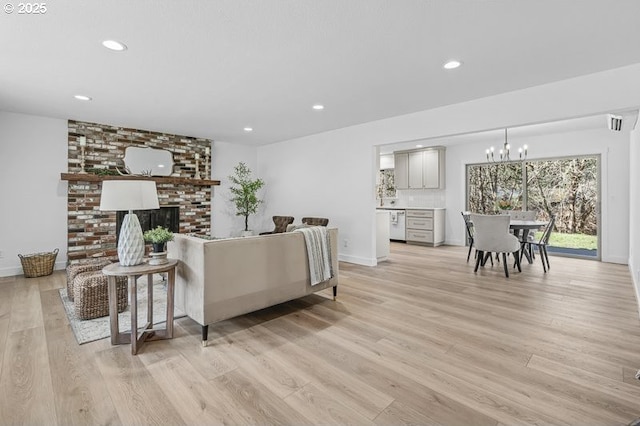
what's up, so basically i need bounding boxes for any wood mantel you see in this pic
[60,173,220,186]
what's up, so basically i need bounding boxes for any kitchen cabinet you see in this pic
[423,149,441,189]
[408,151,423,188]
[394,152,409,189]
[394,147,445,190]
[405,209,445,246]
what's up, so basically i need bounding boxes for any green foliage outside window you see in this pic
[467,157,598,237]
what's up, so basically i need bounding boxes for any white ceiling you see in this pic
[2,1,640,145]
[378,112,640,154]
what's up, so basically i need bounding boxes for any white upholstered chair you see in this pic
[470,214,522,277]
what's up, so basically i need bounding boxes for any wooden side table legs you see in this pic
[104,260,178,355]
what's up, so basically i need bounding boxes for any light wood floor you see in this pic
[1,243,640,425]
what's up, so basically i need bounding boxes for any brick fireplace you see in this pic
[64,120,218,263]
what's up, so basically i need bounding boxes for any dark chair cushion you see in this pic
[302,217,329,226]
[260,216,295,235]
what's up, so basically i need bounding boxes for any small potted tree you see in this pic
[143,226,174,264]
[229,162,265,236]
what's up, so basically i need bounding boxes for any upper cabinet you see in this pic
[394,152,409,189]
[394,146,445,189]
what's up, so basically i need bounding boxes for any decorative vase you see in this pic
[149,242,168,265]
[118,213,145,266]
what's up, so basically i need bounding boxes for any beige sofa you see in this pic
[167,228,339,345]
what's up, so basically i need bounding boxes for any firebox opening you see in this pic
[116,206,180,241]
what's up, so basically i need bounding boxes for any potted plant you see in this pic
[229,162,265,236]
[143,226,174,253]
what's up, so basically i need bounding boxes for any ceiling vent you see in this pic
[607,114,623,131]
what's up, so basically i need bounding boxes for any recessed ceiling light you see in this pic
[312,104,324,110]
[74,95,92,101]
[416,144,423,148]
[443,60,462,70]
[244,127,253,132]
[102,40,127,51]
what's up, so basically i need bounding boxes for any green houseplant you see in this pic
[229,162,265,235]
[143,226,174,253]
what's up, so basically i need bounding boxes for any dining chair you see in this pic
[511,210,538,258]
[470,214,521,277]
[461,212,475,262]
[526,215,555,273]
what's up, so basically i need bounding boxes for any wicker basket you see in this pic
[18,248,59,278]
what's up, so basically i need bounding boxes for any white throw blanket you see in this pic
[294,226,333,286]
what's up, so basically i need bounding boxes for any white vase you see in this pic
[118,213,145,266]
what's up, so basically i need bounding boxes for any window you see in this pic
[467,155,599,258]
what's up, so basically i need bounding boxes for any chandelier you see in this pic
[485,128,527,162]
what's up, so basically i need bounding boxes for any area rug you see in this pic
[59,278,185,345]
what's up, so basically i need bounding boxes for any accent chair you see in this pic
[260,216,295,235]
[302,217,329,226]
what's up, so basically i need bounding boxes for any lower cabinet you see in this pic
[406,209,445,246]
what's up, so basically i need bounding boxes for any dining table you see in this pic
[509,219,549,263]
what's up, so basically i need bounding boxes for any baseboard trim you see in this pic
[338,254,377,266]
[602,255,628,265]
[629,258,640,319]
[0,261,66,278]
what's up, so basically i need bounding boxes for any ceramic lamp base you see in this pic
[118,213,145,266]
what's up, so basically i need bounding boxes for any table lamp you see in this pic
[99,180,160,266]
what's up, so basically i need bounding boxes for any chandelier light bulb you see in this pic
[484,130,528,163]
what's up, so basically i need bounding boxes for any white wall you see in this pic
[629,125,640,316]
[210,140,259,238]
[443,126,630,264]
[0,111,68,277]
[257,63,640,266]
[257,132,378,265]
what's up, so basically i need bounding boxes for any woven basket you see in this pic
[18,248,59,278]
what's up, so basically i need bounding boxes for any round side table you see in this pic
[102,259,178,355]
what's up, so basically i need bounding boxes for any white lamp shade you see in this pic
[99,180,160,211]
